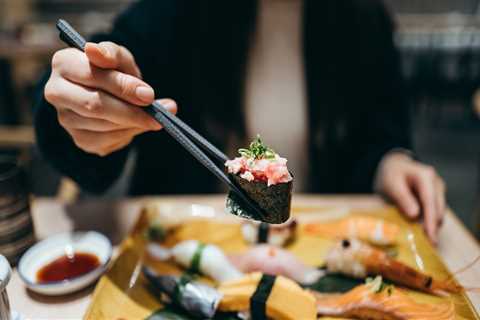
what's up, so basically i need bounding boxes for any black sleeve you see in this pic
[33,0,183,193]
[347,0,412,192]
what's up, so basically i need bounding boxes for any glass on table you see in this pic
[0,158,35,265]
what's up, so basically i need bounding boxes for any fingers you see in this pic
[85,42,141,77]
[52,48,154,106]
[103,138,134,155]
[71,67,154,106]
[411,167,438,244]
[57,109,126,132]
[46,77,160,130]
[156,98,178,115]
[47,46,181,158]
[435,178,447,226]
[68,127,145,157]
[375,153,447,244]
[383,175,420,219]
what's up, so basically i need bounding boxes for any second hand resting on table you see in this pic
[374,152,446,244]
[44,41,446,244]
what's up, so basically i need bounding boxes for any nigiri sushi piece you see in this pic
[324,238,462,295]
[144,202,235,241]
[241,219,297,246]
[143,267,221,318]
[144,202,236,229]
[147,240,243,283]
[313,279,456,320]
[304,216,400,246]
[228,245,323,285]
[225,135,293,224]
[218,272,317,320]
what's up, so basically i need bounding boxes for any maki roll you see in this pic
[225,136,293,224]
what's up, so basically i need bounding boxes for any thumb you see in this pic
[85,41,141,77]
[149,99,178,131]
[156,98,178,115]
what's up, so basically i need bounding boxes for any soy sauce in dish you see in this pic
[36,252,100,283]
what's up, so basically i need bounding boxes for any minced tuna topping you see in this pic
[225,136,292,186]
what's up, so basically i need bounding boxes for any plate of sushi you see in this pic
[84,139,478,320]
[84,201,478,319]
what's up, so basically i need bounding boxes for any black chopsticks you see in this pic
[56,19,86,51]
[55,19,267,221]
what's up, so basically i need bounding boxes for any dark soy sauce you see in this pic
[36,252,100,283]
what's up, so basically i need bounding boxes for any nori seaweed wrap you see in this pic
[225,136,293,224]
[143,267,221,319]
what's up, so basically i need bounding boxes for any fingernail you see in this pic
[136,86,154,103]
[159,99,176,110]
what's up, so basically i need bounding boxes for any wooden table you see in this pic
[7,195,480,319]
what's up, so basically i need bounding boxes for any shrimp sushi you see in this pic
[324,238,462,295]
[225,135,293,224]
[304,216,400,246]
[313,278,456,320]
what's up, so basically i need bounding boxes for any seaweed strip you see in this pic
[188,243,206,274]
[250,274,276,320]
[257,223,269,243]
[304,272,363,293]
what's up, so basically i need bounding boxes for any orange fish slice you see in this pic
[304,216,400,246]
[313,284,456,320]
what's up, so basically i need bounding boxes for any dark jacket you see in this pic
[34,0,411,195]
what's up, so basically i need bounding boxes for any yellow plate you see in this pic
[84,203,479,320]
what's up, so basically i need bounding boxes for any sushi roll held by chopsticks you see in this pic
[225,135,293,224]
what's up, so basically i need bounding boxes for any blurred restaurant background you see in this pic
[0,0,480,238]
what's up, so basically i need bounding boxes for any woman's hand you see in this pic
[45,41,177,156]
[374,152,446,244]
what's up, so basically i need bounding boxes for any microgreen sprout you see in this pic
[238,135,276,160]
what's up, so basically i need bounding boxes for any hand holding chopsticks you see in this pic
[47,21,166,157]
[55,19,268,222]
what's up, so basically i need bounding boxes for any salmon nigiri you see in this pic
[304,216,400,246]
[313,279,455,320]
[324,239,462,295]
